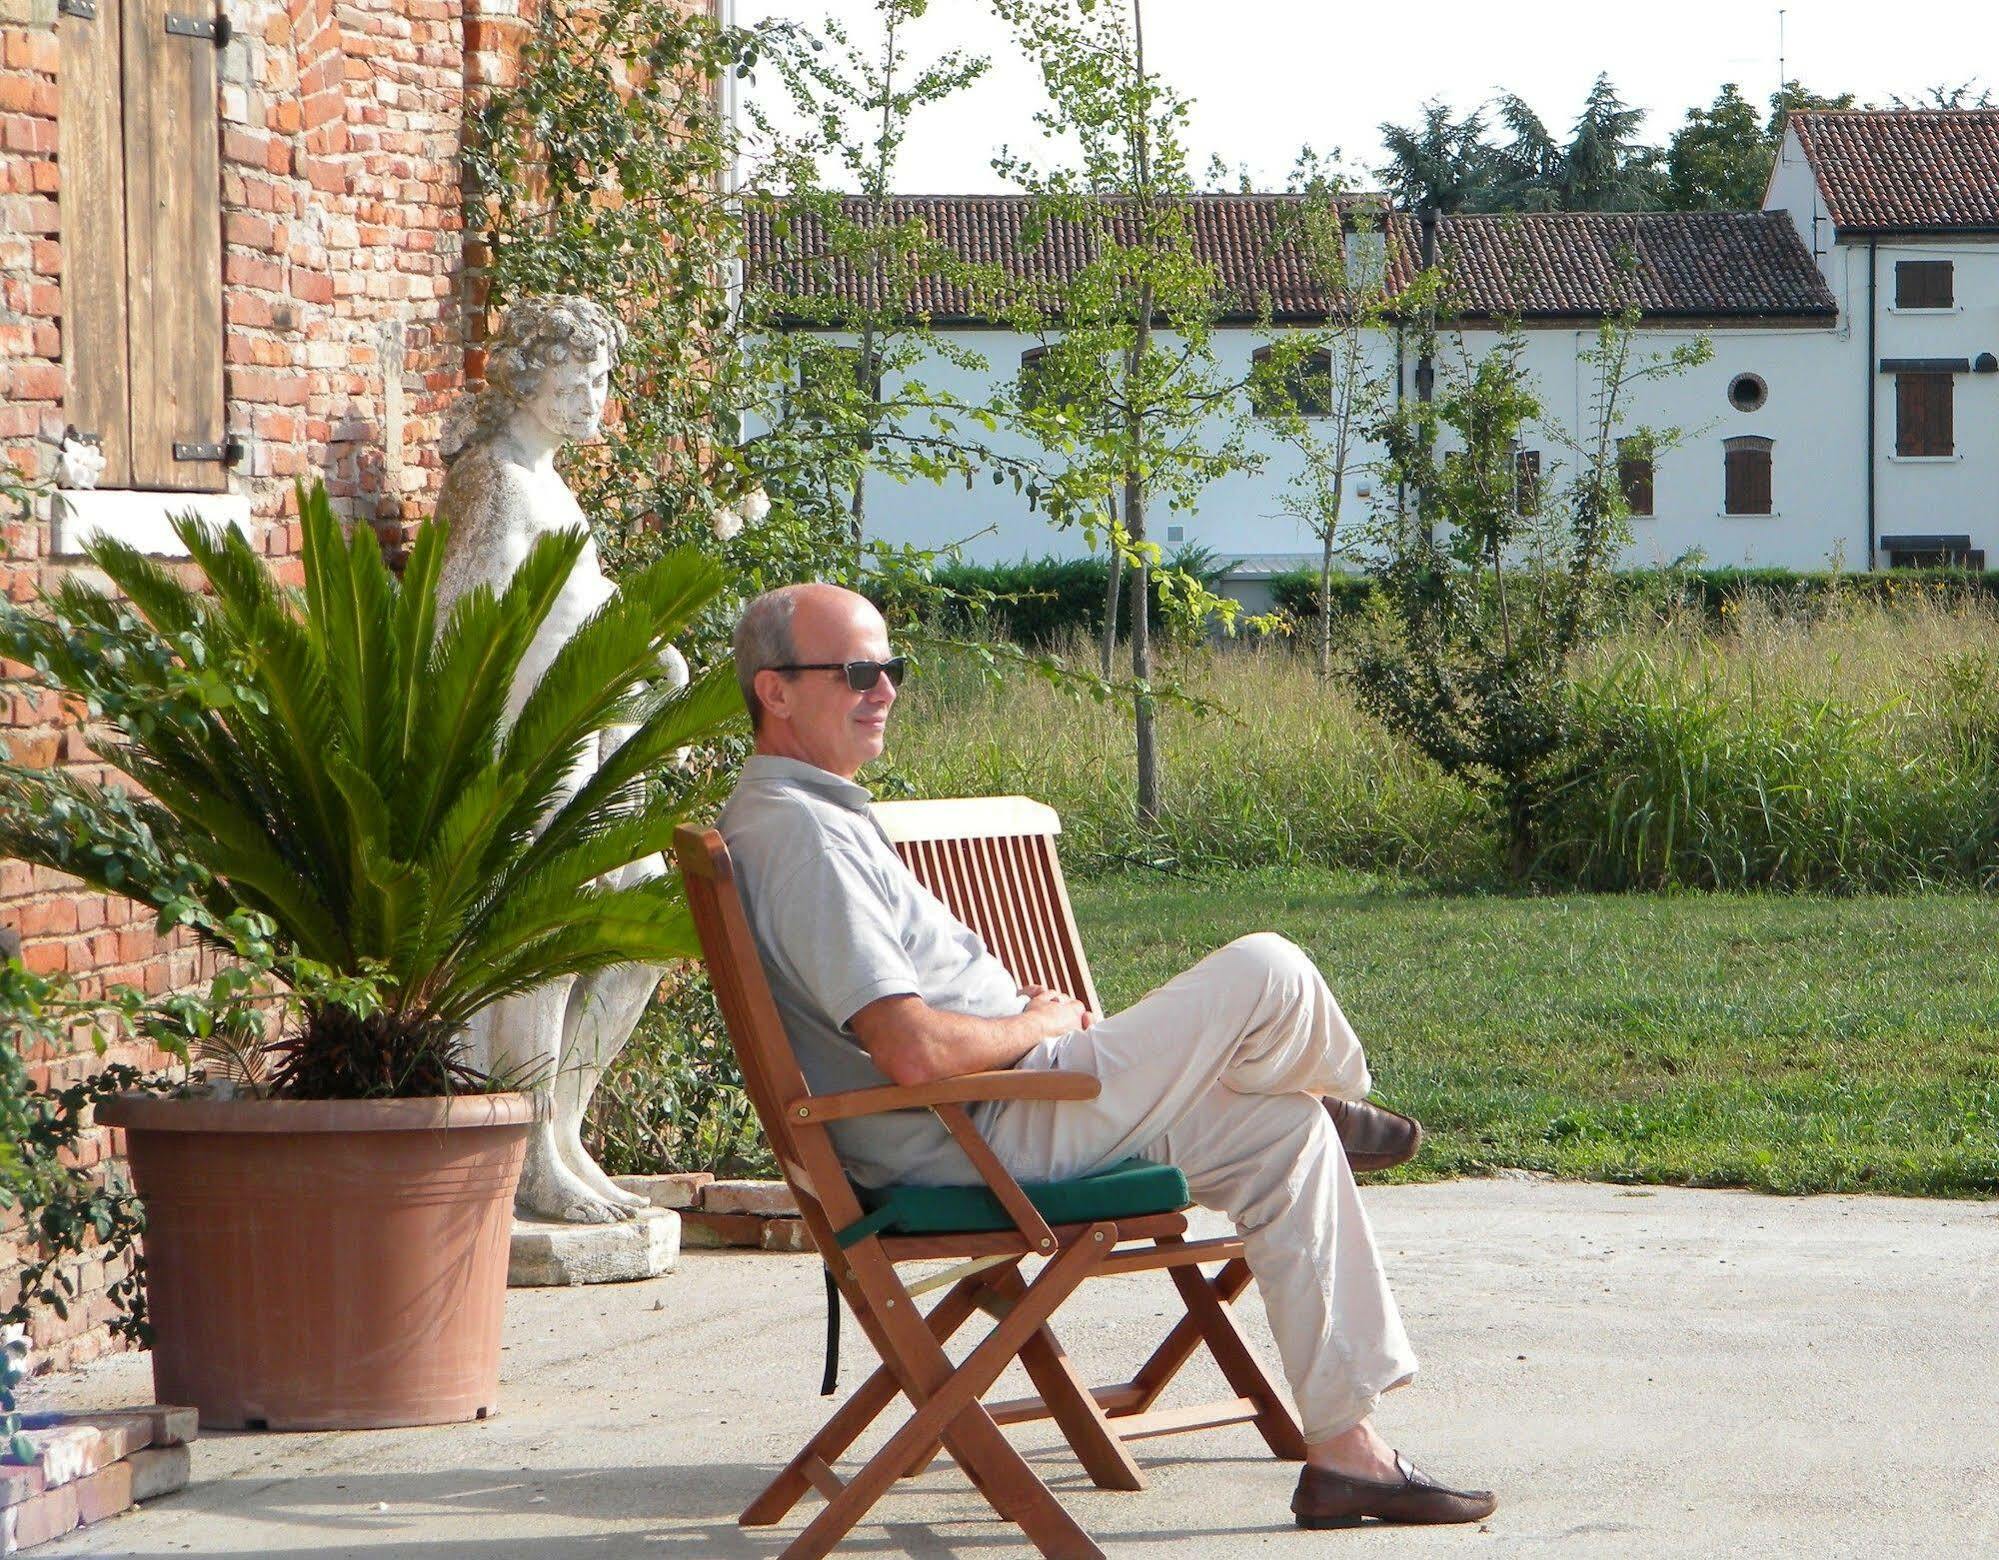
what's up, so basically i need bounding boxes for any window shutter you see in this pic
[1724,440,1772,516]
[58,0,134,488]
[1514,449,1540,515]
[1896,374,1953,458]
[1894,261,1953,310]
[120,0,226,490]
[1618,444,1654,516]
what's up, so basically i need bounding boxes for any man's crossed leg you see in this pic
[974,933,1497,1527]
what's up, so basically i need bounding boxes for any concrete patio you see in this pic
[24,1179,1999,1557]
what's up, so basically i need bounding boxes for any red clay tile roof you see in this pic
[1787,109,1999,233]
[745,195,1835,326]
[1413,211,1835,320]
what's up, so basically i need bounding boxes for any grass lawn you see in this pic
[1069,870,1999,1198]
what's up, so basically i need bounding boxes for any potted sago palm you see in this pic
[0,481,739,1428]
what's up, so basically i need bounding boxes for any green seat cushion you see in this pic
[854,1157,1190,1237]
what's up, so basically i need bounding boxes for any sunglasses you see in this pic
[772,656,909,692]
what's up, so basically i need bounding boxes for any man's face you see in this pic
[755,591,898,778]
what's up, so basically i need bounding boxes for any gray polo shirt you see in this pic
[716,755,1029,1188]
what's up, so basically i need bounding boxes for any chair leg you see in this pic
[983,1268,1146,1492]
[1125,1255,1253,1414]
[743,1272,995,1527]
[786,1228,1113,1560]
[1163,1251,1309,1460]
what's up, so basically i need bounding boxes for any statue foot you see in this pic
[516,1150,635,1225]
[555,1130,649,1211]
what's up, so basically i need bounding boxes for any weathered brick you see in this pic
[127,1441,192,1501]
[697,1180,798,1218]
[5,1481,80,1548]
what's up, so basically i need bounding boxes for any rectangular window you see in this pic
[1895,373,1954,457]
[1894,260,1954,310]
[1250,346,1332,418]
[1617,438,1654,517]
[795,345,880,413]
[1723,439,1772,516]
[1513,449,1540,516]
[1018,346,1059,412]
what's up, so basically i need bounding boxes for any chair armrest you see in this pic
[789,1069,1099,1124]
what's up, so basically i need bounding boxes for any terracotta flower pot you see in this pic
[96,1092,533,1430]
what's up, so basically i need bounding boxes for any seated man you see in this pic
[717,583,1498,1530]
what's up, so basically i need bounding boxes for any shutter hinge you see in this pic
[164,11,230,45]
[172,439,244,465]
[57,0,96,18]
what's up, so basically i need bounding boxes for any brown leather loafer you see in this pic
[1292,1454,1497,1527]
[1323,1098,1424,1173]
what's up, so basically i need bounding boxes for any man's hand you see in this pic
[1020,984,1093,1031]
[852,984,1093,1088]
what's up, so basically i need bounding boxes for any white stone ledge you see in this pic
[51,491,253,558]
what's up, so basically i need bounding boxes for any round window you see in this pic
[1728,373,1768,413]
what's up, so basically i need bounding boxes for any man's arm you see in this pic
[850,989,1090,1088]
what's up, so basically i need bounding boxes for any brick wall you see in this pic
[0,0,556,1372]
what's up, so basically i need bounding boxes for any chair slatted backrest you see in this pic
[872,797,1101,1016]
[673,825,870,1245]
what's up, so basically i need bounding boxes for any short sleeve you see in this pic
[760,846,922,1029]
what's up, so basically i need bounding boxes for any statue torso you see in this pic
[434,441,616,722]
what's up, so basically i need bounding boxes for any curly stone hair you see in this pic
[441,295,628,461]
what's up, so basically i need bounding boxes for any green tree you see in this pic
[992,0,1259,824]
[1888,81,1993,109]
[1767,80,1857,134]
[1665,83,1769,210]
[745,0,1025,546]
[1376,100,1496,213]
[466,2,764,566]
[1251,151,1392,678]
[1560,75,1663,211]
[1480,76,1662,212]
[1354,296,1709,874]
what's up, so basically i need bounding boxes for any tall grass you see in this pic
[881,630,1497,882]
[883,592,1999,892]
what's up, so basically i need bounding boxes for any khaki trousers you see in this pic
[975,933,1419,1442]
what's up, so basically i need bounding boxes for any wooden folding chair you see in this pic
[675,801,1304,1560]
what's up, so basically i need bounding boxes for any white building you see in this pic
[747,109,1999,590]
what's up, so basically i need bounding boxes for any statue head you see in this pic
[444,296,628,461]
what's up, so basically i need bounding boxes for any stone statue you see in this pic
[434,296,686,1225]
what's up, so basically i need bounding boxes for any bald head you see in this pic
[734,583,888,728]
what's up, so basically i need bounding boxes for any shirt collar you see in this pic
[738,753,874,814]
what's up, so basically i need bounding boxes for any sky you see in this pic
[736,0,1997,192]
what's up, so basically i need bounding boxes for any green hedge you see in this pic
[877,555,1999,643]
[1269,565,1999,625]
[871,551,1222,645]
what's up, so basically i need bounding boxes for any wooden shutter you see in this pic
[58,0,134,487]
[1894,260,1953,310]
[1514,449,1540,515]
[1895,373,1953,457]
[1293,350,1332,417]
[121,0,225,490]
[1724,440,1772,516]
[1618,443,1653,516]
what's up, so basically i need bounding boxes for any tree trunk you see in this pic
[1126,436,1158,827]
[1317,532,1334,680]
[1101,538,1123,678]
[1504,781,1537,879]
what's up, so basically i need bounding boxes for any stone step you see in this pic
[1,1406,195,1555]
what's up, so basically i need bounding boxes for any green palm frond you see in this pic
[0,479,743,1097]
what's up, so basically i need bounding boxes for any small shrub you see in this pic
[583,968,774,1178]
